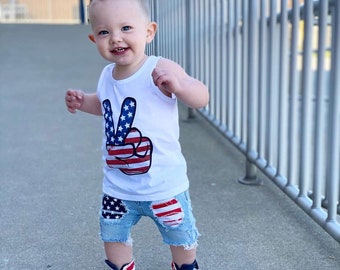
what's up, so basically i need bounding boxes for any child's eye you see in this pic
[121,26,132,32]
[98,30,109,35]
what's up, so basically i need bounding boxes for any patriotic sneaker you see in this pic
[171,260,199,270]
[105,260,135,270]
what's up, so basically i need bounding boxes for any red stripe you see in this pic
[164,218,183,224]
[106,154,151,166]
[152,199,178,210]
[108,145,150,156]
[121,166,150,175]
[124,136,143,144]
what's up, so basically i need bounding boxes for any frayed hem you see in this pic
[169,241,198,250]
[102,236,134,246]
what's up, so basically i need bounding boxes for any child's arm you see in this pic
[152,58,209,109]
[65,89,102,116]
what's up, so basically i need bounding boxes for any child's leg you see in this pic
[170,246,198,269]
[104,242,133,269]
[100,194,141,269]
[147,190,200,269]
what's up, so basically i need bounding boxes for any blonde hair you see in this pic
[89,0,151,20]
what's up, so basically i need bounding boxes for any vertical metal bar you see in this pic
[257,0,267,160]
[186,0,196,119]
[241,0,248,146]
[180,0,185,66]
[193,0,199,79]
[214,0,221,123]
[171,1,175,60]
[312,0,329,210]
[266,0,278,169]
[277,0,289,180]
[325,0,340,224]
[153,0,159,56]
[199,0,205,90]
[233,0,241,138]
[208,0,215,120]
[227,0,234,133]
[220,0,227,128]
[239,0,260,185]
[287,0,300,188]
[204,0,209,94]
[298,0,314,200]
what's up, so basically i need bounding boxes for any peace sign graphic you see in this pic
[103,97,153,175]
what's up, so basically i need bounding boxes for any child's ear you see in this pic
[88,34,96,43]
[146,22,157,44]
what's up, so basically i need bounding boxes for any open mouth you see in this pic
[111,47,128,54]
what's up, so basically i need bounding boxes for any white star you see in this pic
[125,123,130,129]
[120,115,126,121]
[129,101,135,107]
[124,105,129,111]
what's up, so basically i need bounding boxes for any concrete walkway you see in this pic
[1,24,339,270]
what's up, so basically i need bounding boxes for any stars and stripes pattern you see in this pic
[151,198,184,227]
[101,195,127,220]
[102,98,153,175]
[103,98,136,147]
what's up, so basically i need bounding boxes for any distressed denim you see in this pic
[99,190,200,249]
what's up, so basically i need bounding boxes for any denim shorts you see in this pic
[99,190,200,249]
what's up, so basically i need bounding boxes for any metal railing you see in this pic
[149,0,340,243]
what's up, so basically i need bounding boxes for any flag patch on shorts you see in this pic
[151,198,184,227]
[102,195,127,220]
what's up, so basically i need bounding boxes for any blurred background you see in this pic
[0,0,90,24]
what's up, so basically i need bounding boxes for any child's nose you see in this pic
[110,32,122,43]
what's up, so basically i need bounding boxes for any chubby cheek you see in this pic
[96,42,111,60]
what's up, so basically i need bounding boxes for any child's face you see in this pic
[89,0,156,68]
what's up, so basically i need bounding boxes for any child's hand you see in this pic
[152,58,209,109]
[65,89,84,113]
[152,59,185,96]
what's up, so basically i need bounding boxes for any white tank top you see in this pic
[96,56,189,201]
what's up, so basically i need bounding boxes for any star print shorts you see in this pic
[99,190,200,249]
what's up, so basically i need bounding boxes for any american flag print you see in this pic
[151,198,184,227]
[103,98,153,175]
[101,194,127,220]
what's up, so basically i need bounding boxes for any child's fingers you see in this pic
[67,107,77,114]
[66,89,83,100]
[152,68,163,86]
[65,89,83,113]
